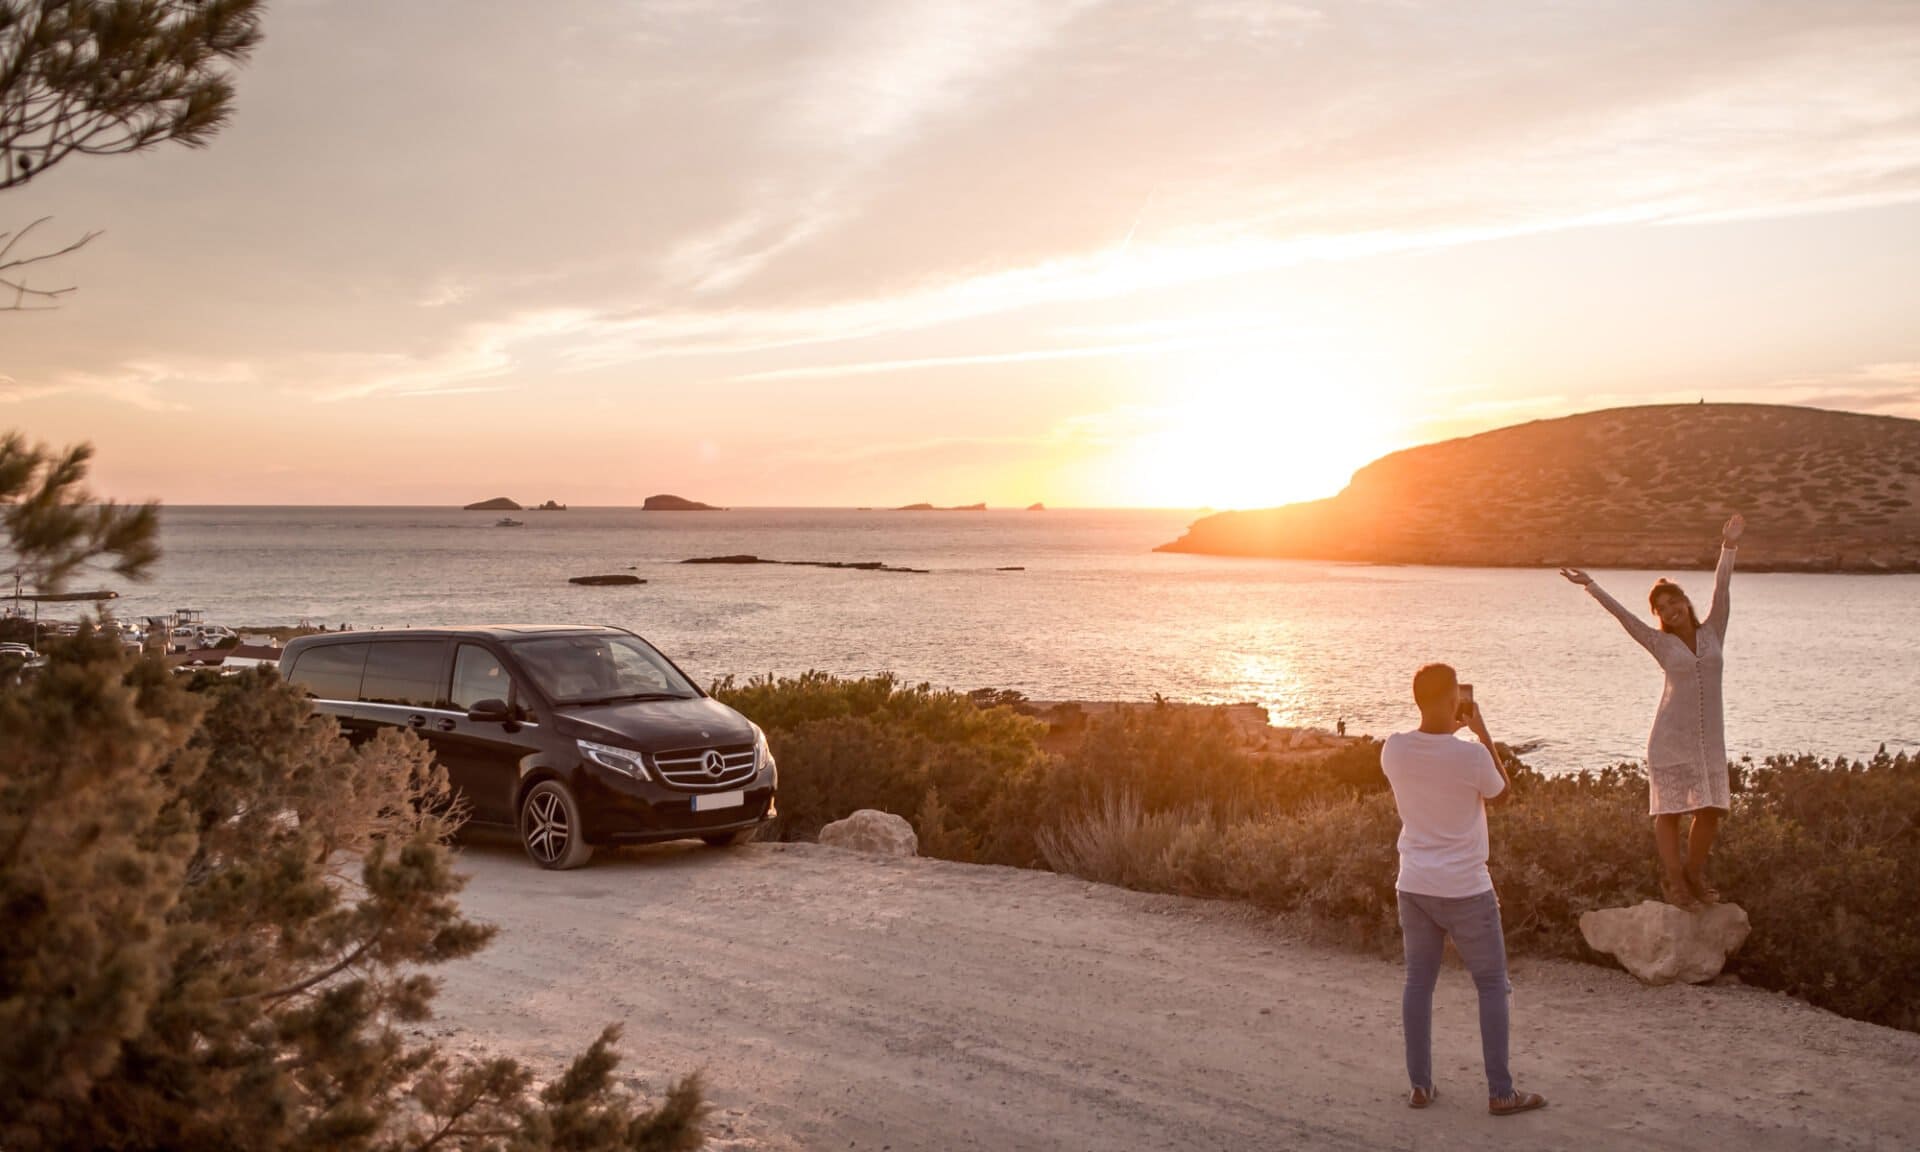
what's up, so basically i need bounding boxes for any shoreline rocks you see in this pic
[682,554,930,574]
[568,574,646,586]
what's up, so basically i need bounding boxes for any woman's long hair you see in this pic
[1649,579,1701,633]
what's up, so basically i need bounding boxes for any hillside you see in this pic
[1157,404,1920,572]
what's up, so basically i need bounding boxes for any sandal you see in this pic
[1489,1090,1547,1116]
[1661,875,1702,912]
[1686,867,1721,904]
[1409,1085,1437,1109]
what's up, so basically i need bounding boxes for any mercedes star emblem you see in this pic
[703,750,725,776]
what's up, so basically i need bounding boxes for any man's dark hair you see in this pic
[1412,663,1457,711]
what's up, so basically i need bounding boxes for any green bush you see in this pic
[1714,751,1920,1030]
[711,673,1049,864]
[718,675,1920,1033]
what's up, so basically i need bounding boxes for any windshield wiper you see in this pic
[568,692,694,706]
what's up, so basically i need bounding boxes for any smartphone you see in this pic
[1457,683,1475,722]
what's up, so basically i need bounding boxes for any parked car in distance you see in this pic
[0,642,46,678]
[279,625,777,869]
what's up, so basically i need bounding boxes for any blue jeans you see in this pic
[1397,888,1513,1098]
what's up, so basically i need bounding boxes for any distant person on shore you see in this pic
[1560,514,1743,911]
[1381,664,1546,1117]
[1337,716,1347,737]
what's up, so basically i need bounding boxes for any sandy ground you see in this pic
[428,838,1920,1152]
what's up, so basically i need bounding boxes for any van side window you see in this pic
[288,642,369,701]
[359,640,451,708]
[450,644,513,711]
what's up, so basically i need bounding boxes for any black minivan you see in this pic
[280,625,776,869]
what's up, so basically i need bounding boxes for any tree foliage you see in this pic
[1,0,264,307]
[0,637,709,1150]
[2,430,160,600]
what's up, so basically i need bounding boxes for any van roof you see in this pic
[283,624,620,649]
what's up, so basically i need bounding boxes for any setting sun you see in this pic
[1115,334,1407,509]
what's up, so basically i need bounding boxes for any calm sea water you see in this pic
[67,506,1920,774]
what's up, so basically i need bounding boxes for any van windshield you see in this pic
[509,634,699,705]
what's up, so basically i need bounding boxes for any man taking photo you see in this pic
[1381,663,1547,1117]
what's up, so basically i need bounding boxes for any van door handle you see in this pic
[435,718,457,732]
[406,714,426,729]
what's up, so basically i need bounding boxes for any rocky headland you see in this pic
[1157,404,1920,572]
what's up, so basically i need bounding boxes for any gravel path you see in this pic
[429,839,1919,1151]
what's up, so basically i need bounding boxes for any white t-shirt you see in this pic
[1381,730,1507,898]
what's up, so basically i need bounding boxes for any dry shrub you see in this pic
[1036,791,1203,892]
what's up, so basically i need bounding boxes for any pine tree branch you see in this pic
[221,916,390,1006]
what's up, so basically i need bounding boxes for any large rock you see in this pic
[818,810,918,858]
[1579,900,1751,985]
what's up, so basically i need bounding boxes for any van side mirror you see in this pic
[467,698,512,723]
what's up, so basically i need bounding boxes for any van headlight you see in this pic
[753,724,777,786]
[578,738,649,781]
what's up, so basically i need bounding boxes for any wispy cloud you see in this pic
[722,336,1201,384]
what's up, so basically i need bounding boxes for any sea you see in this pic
[49,506,1920,775]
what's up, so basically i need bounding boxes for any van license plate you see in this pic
[692,790,744,812]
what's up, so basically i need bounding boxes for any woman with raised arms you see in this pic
[1560,514,1745,911]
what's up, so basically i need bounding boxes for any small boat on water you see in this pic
[495,517,525,527]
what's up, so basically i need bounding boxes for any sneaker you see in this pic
[1489,1090,1547,1116]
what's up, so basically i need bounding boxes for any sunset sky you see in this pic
[4,0,1919,508]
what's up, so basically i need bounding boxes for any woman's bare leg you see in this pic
[1686,809,1722,901]
[1653,815,1695,907]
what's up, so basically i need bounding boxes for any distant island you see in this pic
[895,502,987,512]
[643,494,724,511]
[1156,403,1920,573]
[535,500,567,511]
[1026,503,1046,512]
[463,496,521,511]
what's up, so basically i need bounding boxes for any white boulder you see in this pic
[817,810,918,858]
[1579,900,1751,985]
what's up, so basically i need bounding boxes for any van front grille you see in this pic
[652,743,757,790]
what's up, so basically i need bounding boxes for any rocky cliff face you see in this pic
[1157,404,1920,572]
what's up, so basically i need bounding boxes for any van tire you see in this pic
[520,779,594,870]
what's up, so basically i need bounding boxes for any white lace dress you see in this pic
[1586,546,1736,815]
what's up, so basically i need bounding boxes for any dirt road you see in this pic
[429,839,1918,1151]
